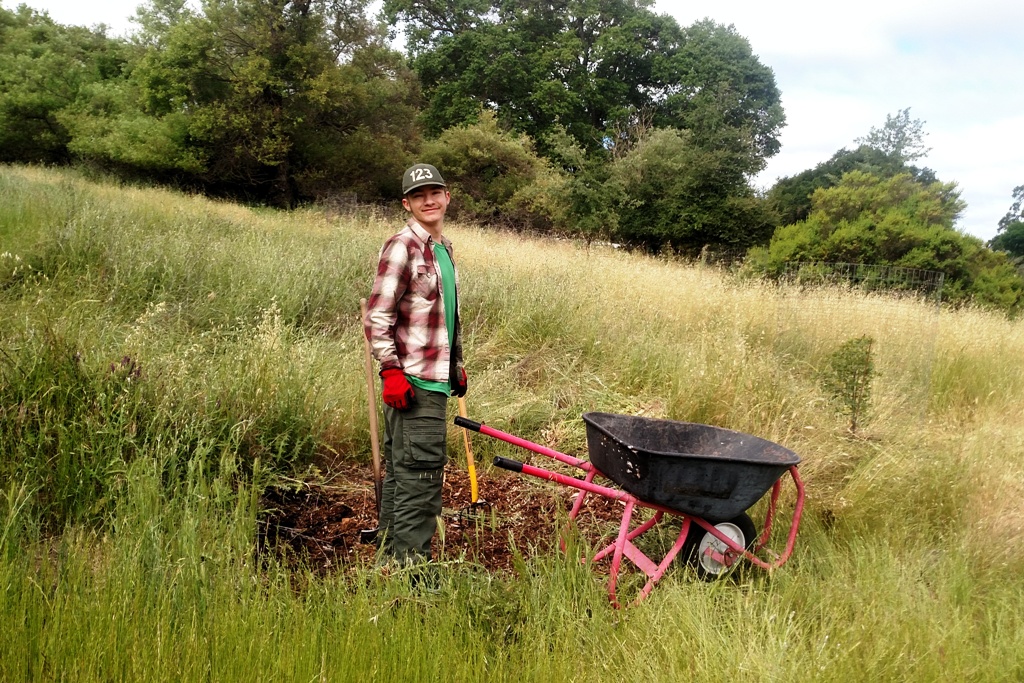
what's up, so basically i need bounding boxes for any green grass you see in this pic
[2,164,1023,681]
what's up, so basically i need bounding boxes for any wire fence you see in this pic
[782,262,945,310]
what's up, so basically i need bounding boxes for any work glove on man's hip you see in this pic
[451,367,468,398]
[381,368,414,410]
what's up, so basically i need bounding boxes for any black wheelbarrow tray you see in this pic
[454,412,805,607]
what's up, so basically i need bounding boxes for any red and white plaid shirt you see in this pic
[364,219,463,382]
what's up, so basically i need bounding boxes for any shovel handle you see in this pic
[360,299,383,518]
[458,397,480,504]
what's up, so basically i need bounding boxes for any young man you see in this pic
[364,163,467,564]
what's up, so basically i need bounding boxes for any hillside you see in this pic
[2,165,1023,681]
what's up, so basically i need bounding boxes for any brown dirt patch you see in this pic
[259,460,626,574]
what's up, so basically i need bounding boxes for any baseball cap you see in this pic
[402,163,446,195]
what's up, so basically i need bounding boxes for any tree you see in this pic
[819,335,875,435]
[543,124,621,243]
[770,110,937,227]
[989,185,1024,259]
[769,145,937,227]
[654,19,784,169]
[0,6,128,164]
[754,171,1024,311]
[854,107,931,164]
[391,0,672,152]
[385,0,784,168]
[386,0,782,249]
[418,112,565,229]
[62,0,420,205]
[609,127,775,253]
[997,185,1024,231]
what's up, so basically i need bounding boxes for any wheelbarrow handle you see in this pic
[454,417,592,472]
[492,456,524,473]
[454,415,481,431]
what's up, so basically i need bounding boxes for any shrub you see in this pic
[420,112,566,230]
[608,128,776,254]
[819,335,875,434]
[759,171,1024,313]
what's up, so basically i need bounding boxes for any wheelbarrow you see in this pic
[454,412,805,607]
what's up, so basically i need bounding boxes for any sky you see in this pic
[9,0,1024,240]
[653,0,1024,241]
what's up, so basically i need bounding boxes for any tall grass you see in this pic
[2,165,1023,681]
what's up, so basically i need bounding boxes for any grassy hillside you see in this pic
[2,165,1023,681]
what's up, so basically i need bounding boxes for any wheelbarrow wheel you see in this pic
[684,513,757,581]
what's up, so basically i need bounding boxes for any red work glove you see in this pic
[451,367,467,398]
[380,368,414,410]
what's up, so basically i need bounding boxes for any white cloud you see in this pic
[5,0,139,35]
[930,117,1024,238]
[754,92,875,181]
[655,0,1024,240]
[655,0,1024,60]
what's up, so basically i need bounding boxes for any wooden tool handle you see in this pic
[458,396,479,504]
[360,299,382,516]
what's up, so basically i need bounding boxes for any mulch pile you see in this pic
[259,459,626,573]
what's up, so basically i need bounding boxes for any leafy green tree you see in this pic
[855,107,931,164]
[769,145,937,227]
[387,0,782,248]
[419,112,565,229]
[62,0,420,205]
[755,171,1024,311]
[655,19,784,169]
[131,0,190,42]
[819,335,875,434]
[997,185,1024,230]
[989,185,1024,259]
[386,0,783,167]
[609,127,775,253]
[0,5,127,164]
[542,124,621,243]
[391,0,663,152]
[770,109,938,228]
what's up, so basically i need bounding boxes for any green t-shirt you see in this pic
[407,242,456,396]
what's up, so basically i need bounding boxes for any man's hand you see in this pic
[451,367,468,398]
[381,368,414,410]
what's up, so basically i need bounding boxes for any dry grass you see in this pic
[3,165,1024,681]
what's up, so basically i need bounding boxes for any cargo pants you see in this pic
[380,390,448,563]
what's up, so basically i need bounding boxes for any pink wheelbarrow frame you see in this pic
[455,415,805,608]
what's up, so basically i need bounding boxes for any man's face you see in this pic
[402,185,450,228]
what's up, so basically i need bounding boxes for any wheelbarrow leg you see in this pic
[559,468,597,554]
[569,469,597,521]
[593,511,691,607]
[631,517,692,606]
[608,499,637,608]
[592,512,662,563]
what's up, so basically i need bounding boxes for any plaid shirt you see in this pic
[364,219,463,382]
